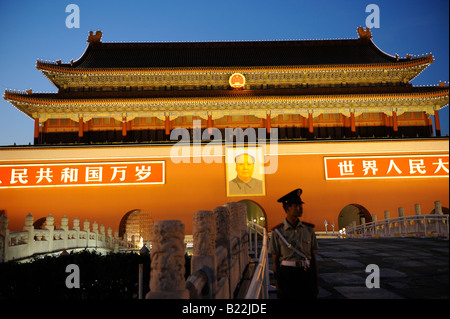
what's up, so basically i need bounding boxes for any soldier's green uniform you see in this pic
[268,188,319,299]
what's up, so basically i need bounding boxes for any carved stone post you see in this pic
[83,220,90,248]
[398,207,405,234]
[73,218,80,247]
[23,214,34,257]
[191,210,217,298]
[61,216,69,231]
[236,202,249,272]
[0,215,9,262]
[414,204,421,215]
[226,202,242,293]
[146,220,189,299]
[214,205,231,298]
[61,216,69,249]
[45,214,55,252]
[434,201,443,215]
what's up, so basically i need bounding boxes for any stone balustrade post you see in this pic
[100,225,105,244]
[398,207,405,218]
[114,230,119,252]
[23,213,34,257]
[83,220,90,247]
[107,227,112,249]
[73,218,80,247]
[61,216,69,231]
[92,222,98,247]
[146,220,189,299]
[0,215,9,262]
[45,214,55,252]
[225,202,242,293]
[414,204,421,215]
[384,211,390,235]
[191,210,217,298]
[435,201,443,215]
[213,205,231,299]
[236,202,249,273]
[60,216,69,249]
[73,218,80,231]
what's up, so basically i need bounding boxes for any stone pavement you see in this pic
[268,237,449,299]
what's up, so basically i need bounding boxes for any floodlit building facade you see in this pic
[2,28,448,237]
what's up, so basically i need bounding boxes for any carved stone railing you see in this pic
[344,201,449,238]
[146,201,250,299]
[0,214,125,262]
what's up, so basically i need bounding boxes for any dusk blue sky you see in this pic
[0,0,448,146]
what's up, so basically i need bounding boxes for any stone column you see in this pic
[0,215,9,262]
[191,210,217,298]
[23,214,34,257]
[45,214,55,252]
[414,204,421,215]
[83,220,90,248]
[73,218,80,247]
[92,222,98,247]
[434,201,443,215]
[61,216,69,249]
[236,202,249,274]
[214,205,231,299]
[146,220,189,299]
[226,202,242,292]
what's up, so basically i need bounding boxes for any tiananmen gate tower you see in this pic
[1,28,448,239]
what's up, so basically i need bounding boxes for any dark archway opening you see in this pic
[238,199,268,229]
[338,203,372,230]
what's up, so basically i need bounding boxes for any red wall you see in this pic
[0,140,448,234]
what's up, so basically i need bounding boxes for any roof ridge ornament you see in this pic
[357,27,372,40]
[87,30,102,43]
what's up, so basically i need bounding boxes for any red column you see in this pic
[266,114,271,134]
[78,118,84,138]
[392,111,398,132]
[350,112,356,133]
[207,115,213,134]
[122,116,127,137]
[308,113,314,134]
[434,110,441,137]
[165,116,171,135]
[34,118,40,144]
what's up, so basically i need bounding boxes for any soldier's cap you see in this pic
[277,188,304,205]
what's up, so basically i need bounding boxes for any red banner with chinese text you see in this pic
[324,155,449,180]
[0,161,165,188]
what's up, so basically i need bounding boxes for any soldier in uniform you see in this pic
[268,188,319,299]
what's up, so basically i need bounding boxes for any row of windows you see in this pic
[46,112,427,128]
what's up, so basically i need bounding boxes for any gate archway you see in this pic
[338,204,372,230]
[238,199,267,229]
[118,209,154,244]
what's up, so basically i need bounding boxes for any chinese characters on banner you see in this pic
[0,161,165,188]
[324,155,449,180]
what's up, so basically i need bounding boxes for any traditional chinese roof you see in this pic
[4,85,448,122]
[3,29,448,127]
[35,29,434,90]
[50,38,404,69]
